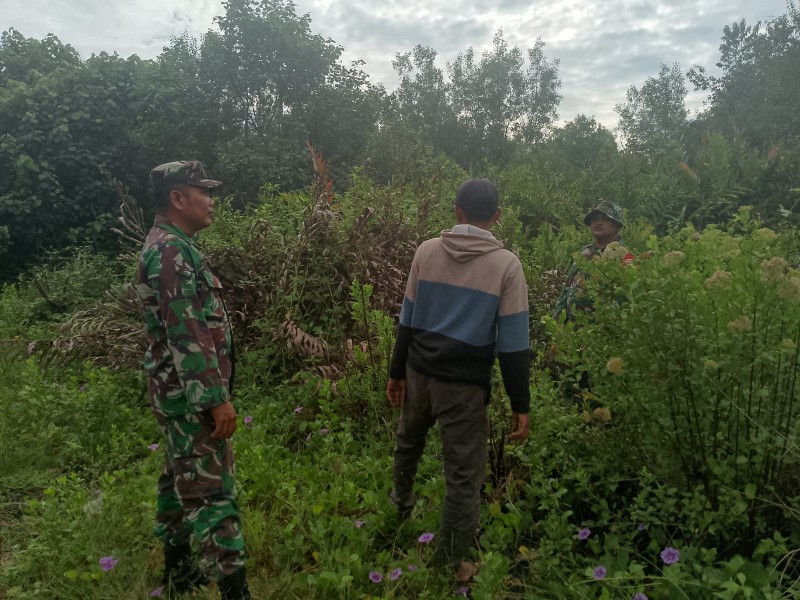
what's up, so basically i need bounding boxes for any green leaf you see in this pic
[744,483,756,499]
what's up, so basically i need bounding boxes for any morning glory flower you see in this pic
[661,547,680,565]
[99,556,118,572]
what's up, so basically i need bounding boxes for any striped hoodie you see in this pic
[389,224,531,413]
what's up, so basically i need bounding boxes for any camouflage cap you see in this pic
[584,200,623,227]
[149,160,222,193]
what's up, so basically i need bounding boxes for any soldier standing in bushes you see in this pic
[552,200,633,321]
[136,161,250,600]
[552,200,633,403]
[386,178,532,583]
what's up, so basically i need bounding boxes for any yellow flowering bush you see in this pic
[777,271,800,302]
[705,270,733,289]
[727,315,752,333]
[663,250,686,267]
[548,211,800,570]
[593,407,612,422]
[753,227,778,243]
[601,241,630,261]
[760,256,788,284]
[606,357,624,374]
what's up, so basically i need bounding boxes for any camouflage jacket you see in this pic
[136,215,232,418]
[552,242,634,321]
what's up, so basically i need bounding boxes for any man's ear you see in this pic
[491,207,503,224]
[168,187,185,212]
[455,205,467,224]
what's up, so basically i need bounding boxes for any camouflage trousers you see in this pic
[154,410,246,580]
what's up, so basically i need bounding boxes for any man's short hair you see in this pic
[455,178,500,222]
[152,186,173,213]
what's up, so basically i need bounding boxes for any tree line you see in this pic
[1,0,799,281]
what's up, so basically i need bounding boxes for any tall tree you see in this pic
[200,0,381,194]
[0,1,384,280]
[615,62,688,159]
[0,29,81,85]
[389,30,561,167]
[688,6,800,150]
[543,114,618,172]
[448,30,561,162]
[0,31,150,280]
[391,45,462,160]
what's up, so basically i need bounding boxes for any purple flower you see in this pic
[593,566,607,580]
[456,586,470,596]
[99,556,118,572]
[354,520,365,529]
[407,563,418,572]
[320,427,329,435]
[294,405,303,414]
[243,415,253,424]
[578,527,591,540]
[150,587,163,597]
[637,523,648,531]
[418,532,434,543]
[147,443,159,451]
[389,567,402,581]
[368,570,383,583]
[633,594,648,600]
[661,547,680,565]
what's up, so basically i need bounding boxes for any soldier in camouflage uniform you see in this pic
[552,201,633,401]
[552,200,633,320]
[136,161,250,600]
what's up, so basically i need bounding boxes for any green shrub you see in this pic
[546,212,800,556]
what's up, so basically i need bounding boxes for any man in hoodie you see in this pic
[386,178,531,581]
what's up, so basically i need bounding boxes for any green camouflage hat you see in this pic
[149,160,222,193]
[583,200,623,226]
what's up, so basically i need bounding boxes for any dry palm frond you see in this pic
[110,178,147,248]
[342,196,417,315]
[272,316,330,361]
[307,138,335,206]
[51,284,146,369]
[315,364,343,380]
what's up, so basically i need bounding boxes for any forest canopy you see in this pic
[0,0,799,280]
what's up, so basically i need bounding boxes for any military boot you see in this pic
[162,542,209,596]
[218,567,251,600]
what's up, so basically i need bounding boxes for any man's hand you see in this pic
[386,378,407,408]
[210,401,237,439]
[509,412,530,442]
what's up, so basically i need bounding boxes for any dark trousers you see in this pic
[392,367,489,567]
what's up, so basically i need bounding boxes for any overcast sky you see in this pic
[0,0,790,129]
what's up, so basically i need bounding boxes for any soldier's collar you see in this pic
[154,214,198,247]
